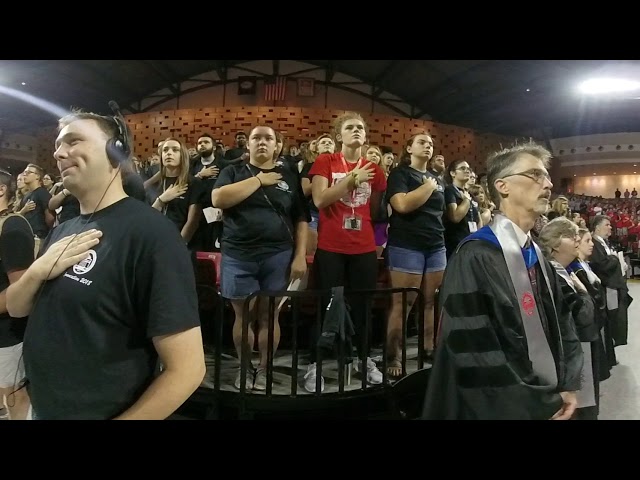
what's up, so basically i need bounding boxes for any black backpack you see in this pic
[316,286,355,363]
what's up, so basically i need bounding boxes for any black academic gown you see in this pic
[570,265,614,379]
[557,263,600,420]
[590,240,632,347]
[422,238,583,420]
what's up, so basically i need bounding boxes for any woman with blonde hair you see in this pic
[152,137,203,245]
[307,112,387,392]
[300,134,335,255]
[467,183,493,226]
[365,145,383,166]
[568,227,615,417]
[381,152,395,177]
[11,173,28,214]
[547,196,570,220]
[366,145,390,255]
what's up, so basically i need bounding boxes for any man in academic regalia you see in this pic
[590,215,632,350]
[422,142,583,420]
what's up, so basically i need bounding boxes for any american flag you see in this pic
[264,76,287,101]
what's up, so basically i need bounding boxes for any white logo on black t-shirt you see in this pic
[73,250,97,275]
[276,180,290,192]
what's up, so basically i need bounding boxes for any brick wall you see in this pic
[35,106,521,175]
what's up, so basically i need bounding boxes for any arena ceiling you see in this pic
[0,60,639,143]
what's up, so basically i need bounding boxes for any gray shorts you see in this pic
[0,343,25,388]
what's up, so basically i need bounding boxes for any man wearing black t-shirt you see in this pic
[190,133,225,251]
[428,154,446,180]
[6,109,205,420]
[224,131,250,165]
[0,170,34,420]
[18,164,54,239]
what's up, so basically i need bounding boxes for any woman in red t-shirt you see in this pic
[307,112,386,393]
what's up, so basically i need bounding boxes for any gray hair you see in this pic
[486,141,551,208]
[537,217,578,259]
[591,214,610,233]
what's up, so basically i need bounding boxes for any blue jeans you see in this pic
[386,245,447,275]
[220,249,292,300]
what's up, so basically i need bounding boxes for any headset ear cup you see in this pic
[105,138,120,168]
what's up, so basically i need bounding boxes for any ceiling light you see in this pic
[634,164,637,167]
[21,82,26,86]
[573,174,577,177]
[526,88,530,92]
[593,173,596,175]
[578,78,640,95]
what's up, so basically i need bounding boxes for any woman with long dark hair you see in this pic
[212,125,308,391]
[384,132,446,375]
[443,159,481,258]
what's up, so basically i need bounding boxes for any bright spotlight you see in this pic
[578,78,640,95]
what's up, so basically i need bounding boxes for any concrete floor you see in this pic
[2,283,636,420]
[598,280,640,420]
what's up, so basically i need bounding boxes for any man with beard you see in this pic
[190,134,224,252]
[428,154,445,181]
[422,142,583,420]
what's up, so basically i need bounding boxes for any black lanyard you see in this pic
[246,164,294,241]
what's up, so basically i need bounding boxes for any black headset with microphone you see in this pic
[6,101,133,414]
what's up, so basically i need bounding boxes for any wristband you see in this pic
[351,171,359,188]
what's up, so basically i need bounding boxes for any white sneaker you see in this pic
[234,368,254,390]
[303,363,325,393]
[253,368,267,391]
[356,357,383,385]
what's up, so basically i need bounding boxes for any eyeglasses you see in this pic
[502,168,551,184]
[456,166,471,172]
[23,169,37,175]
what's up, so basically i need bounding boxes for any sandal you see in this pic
[387,358,403,378]
[424,349,435,363]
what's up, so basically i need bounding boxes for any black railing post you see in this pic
[417,289,425,370]
[401,290,408,377]
[214,296,224,395]
[315,297,323,396]
[266,296,275,396]
[290,297,299,396]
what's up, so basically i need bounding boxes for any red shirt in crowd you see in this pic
[309,153,386,254]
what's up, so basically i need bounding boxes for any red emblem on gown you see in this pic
[522,292,535,316]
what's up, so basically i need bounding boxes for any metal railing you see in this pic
[198,286,427,419]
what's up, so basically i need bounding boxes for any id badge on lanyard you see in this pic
[341,154,363,231]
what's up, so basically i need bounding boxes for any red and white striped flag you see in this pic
[264,76,287,101]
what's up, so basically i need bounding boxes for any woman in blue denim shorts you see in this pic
[212,126,309,391]
[384,133,447,377]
